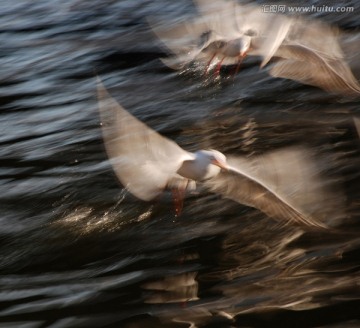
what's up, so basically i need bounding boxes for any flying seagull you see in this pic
[97,77,344,228]
[150,0,360,96]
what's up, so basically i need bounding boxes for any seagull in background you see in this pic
[97,77,345,228]
[150,0,360,96]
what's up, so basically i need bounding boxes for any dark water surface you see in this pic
[1,0,360,327]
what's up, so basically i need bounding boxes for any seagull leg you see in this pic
[172,188,183,217]
[233,53,246,77]
[214,56,225,77]
[171,180,188,217]
[204,53,216,75]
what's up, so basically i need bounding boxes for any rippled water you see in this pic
[1,0,360,327]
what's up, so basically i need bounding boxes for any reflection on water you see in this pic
[0,0,360,327]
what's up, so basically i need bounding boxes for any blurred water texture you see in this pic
[0,0,360,327]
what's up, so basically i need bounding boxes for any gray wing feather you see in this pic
[150,15,223,69]
[205,147,345,228]
[270,44,360,96]
[149,1,360,96]
[97,77,193,201]
[268,18,360,95]
[151,1,292,69]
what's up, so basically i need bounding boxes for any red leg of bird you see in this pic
[172,187,186,217]
[214,56,225,77]
[233,53,246,77]
[204,53,216,75]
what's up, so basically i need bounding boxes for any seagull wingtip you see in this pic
[96,76,108,100]
[96,75,103,86]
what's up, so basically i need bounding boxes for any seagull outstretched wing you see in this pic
[150,0,360,96]
[97,78,193,201]
[205,148,344,228]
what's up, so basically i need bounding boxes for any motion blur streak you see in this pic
[0,0,360,327]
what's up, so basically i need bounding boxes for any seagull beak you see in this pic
[211,159,228,171]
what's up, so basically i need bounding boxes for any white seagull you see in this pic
[151,0,360,96]
[97,77,344,228]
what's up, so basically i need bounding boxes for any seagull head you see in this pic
[196,149,228,175]
[178,150,228,182]
[208,149,228,170]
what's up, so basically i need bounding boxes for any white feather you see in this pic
[98,77,345,228]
